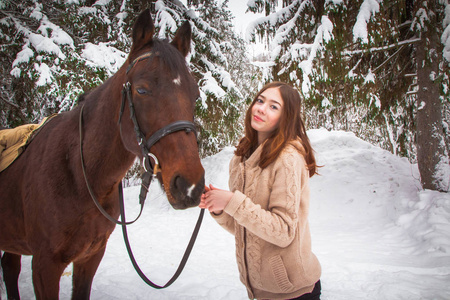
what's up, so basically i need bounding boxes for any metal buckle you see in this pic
[143,153,160,177]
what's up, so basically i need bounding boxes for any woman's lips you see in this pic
[253,115,264,122]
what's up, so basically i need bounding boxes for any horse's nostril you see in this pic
[174,175,184,190]
[173,176,198,198]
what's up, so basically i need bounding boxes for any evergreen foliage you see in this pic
[247,0,449,191]
[156,0,256,157]
[1,0,448,190]
[0,0,252,158]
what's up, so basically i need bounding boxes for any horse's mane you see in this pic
[77,91,90,104]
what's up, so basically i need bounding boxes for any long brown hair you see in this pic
[235,82,317,177]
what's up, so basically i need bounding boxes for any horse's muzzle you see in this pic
[170,174,205,209]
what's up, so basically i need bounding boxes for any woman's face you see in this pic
[251,87,284,144]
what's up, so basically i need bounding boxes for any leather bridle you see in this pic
[79,50,205,289]
[80,51,199,224]
[119,52,198,207]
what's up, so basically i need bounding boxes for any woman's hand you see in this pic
[199,184,233,214]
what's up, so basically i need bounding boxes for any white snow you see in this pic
[443,4,450,63]
[9,3,75,86]
[93,0,113,6]
[353,0,380,43]
[4,129,450,300]
[28,32,67,60]
[299,16,334,95]
[37,21,74,50]
[155,0,179,39]
[11,46,34,69]
[434,152,450,192]
[200,70,226,98]
[81,43,127,74]
[364,69,375,84]
[34,62,53,86]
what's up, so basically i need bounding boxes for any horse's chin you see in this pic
[170,201,193,210]
[166,191,201,210]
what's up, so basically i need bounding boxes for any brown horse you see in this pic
[0,9,205,300]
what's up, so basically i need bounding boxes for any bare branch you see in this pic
[0,95,19,109]
[343,38,421,56]
[372,45,405,73]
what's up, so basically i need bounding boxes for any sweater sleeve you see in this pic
[209,155,242,235]
[224,149,306,248]
[210,210,236,235]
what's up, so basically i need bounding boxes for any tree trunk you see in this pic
[415,1,450,192]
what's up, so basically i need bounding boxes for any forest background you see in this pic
[0,0,449,192]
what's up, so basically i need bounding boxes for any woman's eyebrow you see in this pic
[269,99,282,106]
[259,94,282,106]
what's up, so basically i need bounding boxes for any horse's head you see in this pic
[120,9,204,209]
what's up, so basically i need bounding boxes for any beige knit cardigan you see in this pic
[212,139,321,299]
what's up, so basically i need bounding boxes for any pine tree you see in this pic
[245,0,449,191]
[0,0,254,158]
[0,0,132,127]
[155,0,255,156]
[413,0,449,192]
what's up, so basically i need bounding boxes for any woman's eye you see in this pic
[256,98,263,103]
[136,88,147,95]
[271,105,279,110]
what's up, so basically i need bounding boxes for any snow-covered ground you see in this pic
[2,129,450,299]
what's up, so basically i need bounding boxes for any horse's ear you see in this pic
[171,21,191,57]
[131,9,155,51]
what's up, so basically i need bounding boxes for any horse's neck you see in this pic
[80,73,136,190]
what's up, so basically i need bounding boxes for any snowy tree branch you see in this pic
[343,37,421,56]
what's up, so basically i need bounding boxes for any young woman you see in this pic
[200,82,321,300]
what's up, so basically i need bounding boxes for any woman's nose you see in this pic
[257,104,266,114]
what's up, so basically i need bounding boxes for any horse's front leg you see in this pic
[71,246,106,300]
[31,253,67,300]
[1,252,21,300]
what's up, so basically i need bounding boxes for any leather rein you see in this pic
[79,51,205,289]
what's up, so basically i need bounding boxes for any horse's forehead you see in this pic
[145,58,194,88]
[138,52,188,79]
[128,46,198,97]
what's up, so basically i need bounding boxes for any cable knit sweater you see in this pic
[212,139,321,300]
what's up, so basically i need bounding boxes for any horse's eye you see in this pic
[136,88,147,95]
